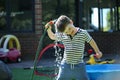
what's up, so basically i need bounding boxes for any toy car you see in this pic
[0,48,21,62]
[0,35,21,63]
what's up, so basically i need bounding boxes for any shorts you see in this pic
[56,62,89,80]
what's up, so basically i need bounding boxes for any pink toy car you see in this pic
[0,35,21,63]
[0,48,21,62]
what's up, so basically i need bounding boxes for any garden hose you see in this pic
[30,28,48,80]
[30,21,54,80]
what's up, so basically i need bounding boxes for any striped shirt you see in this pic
[56,28,92,64]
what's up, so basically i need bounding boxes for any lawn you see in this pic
[12,68,55,80]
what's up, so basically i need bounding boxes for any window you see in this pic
[0,0,34,33]
[83,0,120,32]
[0,0,7,32]
[91,8,113,31]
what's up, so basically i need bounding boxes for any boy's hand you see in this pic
[95,51,102,59]
[45,21,54,29]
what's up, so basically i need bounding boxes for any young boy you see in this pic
[45,15,102,80]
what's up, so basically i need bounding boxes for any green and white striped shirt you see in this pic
[56,28,92,64]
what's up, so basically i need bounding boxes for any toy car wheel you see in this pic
[3,57,8,63]
[17,57,21,63]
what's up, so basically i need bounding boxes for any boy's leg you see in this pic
[74,63,89,80]
[56,63,73,80]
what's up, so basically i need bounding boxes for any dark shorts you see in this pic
[56,62,89,80]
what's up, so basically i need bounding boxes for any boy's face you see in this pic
[63,23,74,35]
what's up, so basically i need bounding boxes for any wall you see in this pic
[88,32,120,55]
[20,0,43,60]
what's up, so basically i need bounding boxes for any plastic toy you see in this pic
[0,35,21,63]
[86,49,115,65]
[86,54,115,65]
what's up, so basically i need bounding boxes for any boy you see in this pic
[45,15,102,80]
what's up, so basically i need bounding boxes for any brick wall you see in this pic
[14,33,39,60]
[35,0,43,37]
[88,32,120,55]
[19,0,43,60]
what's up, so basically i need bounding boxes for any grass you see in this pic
[12,68,55,80]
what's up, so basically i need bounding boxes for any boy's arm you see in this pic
[47,28,56,40]
[89,39,102,58]
[45,21,56,40]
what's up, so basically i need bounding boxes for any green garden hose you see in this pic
[30,28,48,80]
